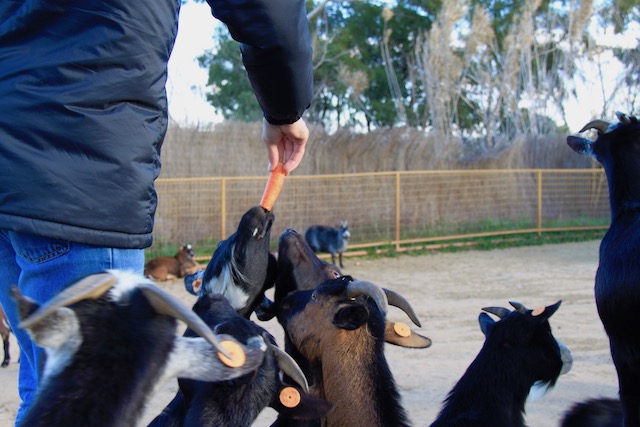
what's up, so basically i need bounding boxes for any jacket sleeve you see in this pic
[206,0,314,125]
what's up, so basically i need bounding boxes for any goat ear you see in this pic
[567,136,595,158]
[384,321,432,348]
[333,304,368,330]
[271,385,335,419]
[479,312,495,337]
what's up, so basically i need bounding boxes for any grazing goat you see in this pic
[149,293,333,427]
[567,112,640,427]
[10,270,264,427]
[144,244,200,281]
[561,397,623,427]
[430,301,573,427]
[200,206,278,319]
[277,276,415,427]
[305,221,350,268]
[0,305,10,367]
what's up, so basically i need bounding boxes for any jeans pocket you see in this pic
[12,232,71,265]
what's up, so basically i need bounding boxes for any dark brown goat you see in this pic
[144,244,200,281]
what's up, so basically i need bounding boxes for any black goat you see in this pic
[567,112,640,427]
[10,270,263,427]
[200,206,277,319]
[304,221,350,268]
[561,397,623,427]
[149,293,333,427]
[277,277,413,427]
[430,301,573,427]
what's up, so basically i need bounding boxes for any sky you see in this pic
[166,2,220,127]
[167,2,638,132]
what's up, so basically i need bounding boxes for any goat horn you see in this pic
[481,306,511,318]
[346,280,388,317]
[383,288,421,327]
[19,272,118,329]
[138,284,231,359]
[271,343,309,394]
[579,119,610,134]
[616,111,631,124]
[509,301,529,313]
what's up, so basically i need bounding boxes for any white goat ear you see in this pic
[26,307,80,350]
[164,335,265,383]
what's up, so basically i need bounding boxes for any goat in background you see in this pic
[144,244,200,282]
[305,221,350,268]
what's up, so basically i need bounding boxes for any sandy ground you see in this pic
[0,239,619,426]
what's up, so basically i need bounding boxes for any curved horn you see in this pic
[271,343,309,393]
[481,306,511,318]
[616,111,632,124]
[19,272,118,329]
[509,301,529,313]
[383,288,421,327]
[346,280,388,317]
[579,119,610,134]
[139,284,231,359]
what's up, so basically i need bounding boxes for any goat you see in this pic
[567,112,640,427]
[275,228,431,348]
[0,305,10,367]
[149,293,333,427]
[200,206,278,319]
[10,270,264,427]
[144,244,200,281]
[430,301,573,427]
[304,221,350,268]
[561,397,623,427]
[276,276,414,427]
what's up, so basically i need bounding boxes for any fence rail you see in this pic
[150,169,609,258]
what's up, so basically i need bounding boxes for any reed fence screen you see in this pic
[150,169,609,258]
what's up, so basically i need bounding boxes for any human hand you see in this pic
[262,118,309,175]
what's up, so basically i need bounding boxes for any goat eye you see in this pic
[331,270,341,278]
[311,292,317,301]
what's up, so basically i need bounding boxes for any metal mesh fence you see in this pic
[149,169,609,257]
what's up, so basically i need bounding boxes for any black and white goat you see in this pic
[10,270,264,427]
[567,112,640,427]
[149,293,333,427]
[199,206,277,319]
[277,276,415,427]
[430,301,573,427]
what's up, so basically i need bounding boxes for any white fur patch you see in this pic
[106,269,155,301]
[202,264,250,310]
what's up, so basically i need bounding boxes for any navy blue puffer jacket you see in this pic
[0,0,313,248]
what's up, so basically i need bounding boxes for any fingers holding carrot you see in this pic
[262,118,309,175]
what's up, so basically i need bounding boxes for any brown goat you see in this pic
[277,277,415,427]
[0,305,10,367]
[144,244,200,281]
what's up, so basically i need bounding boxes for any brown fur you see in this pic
[144,245,200,281]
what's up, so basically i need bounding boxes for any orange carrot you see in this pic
[260,162,286,211]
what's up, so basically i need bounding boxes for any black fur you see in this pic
[561,397,623,427]
[201,206,277,318]
[430,302,569,427]
[568,113,640,427]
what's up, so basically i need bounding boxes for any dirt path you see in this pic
[0,240,617,426]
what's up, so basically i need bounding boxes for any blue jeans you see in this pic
[0,230,144,426]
